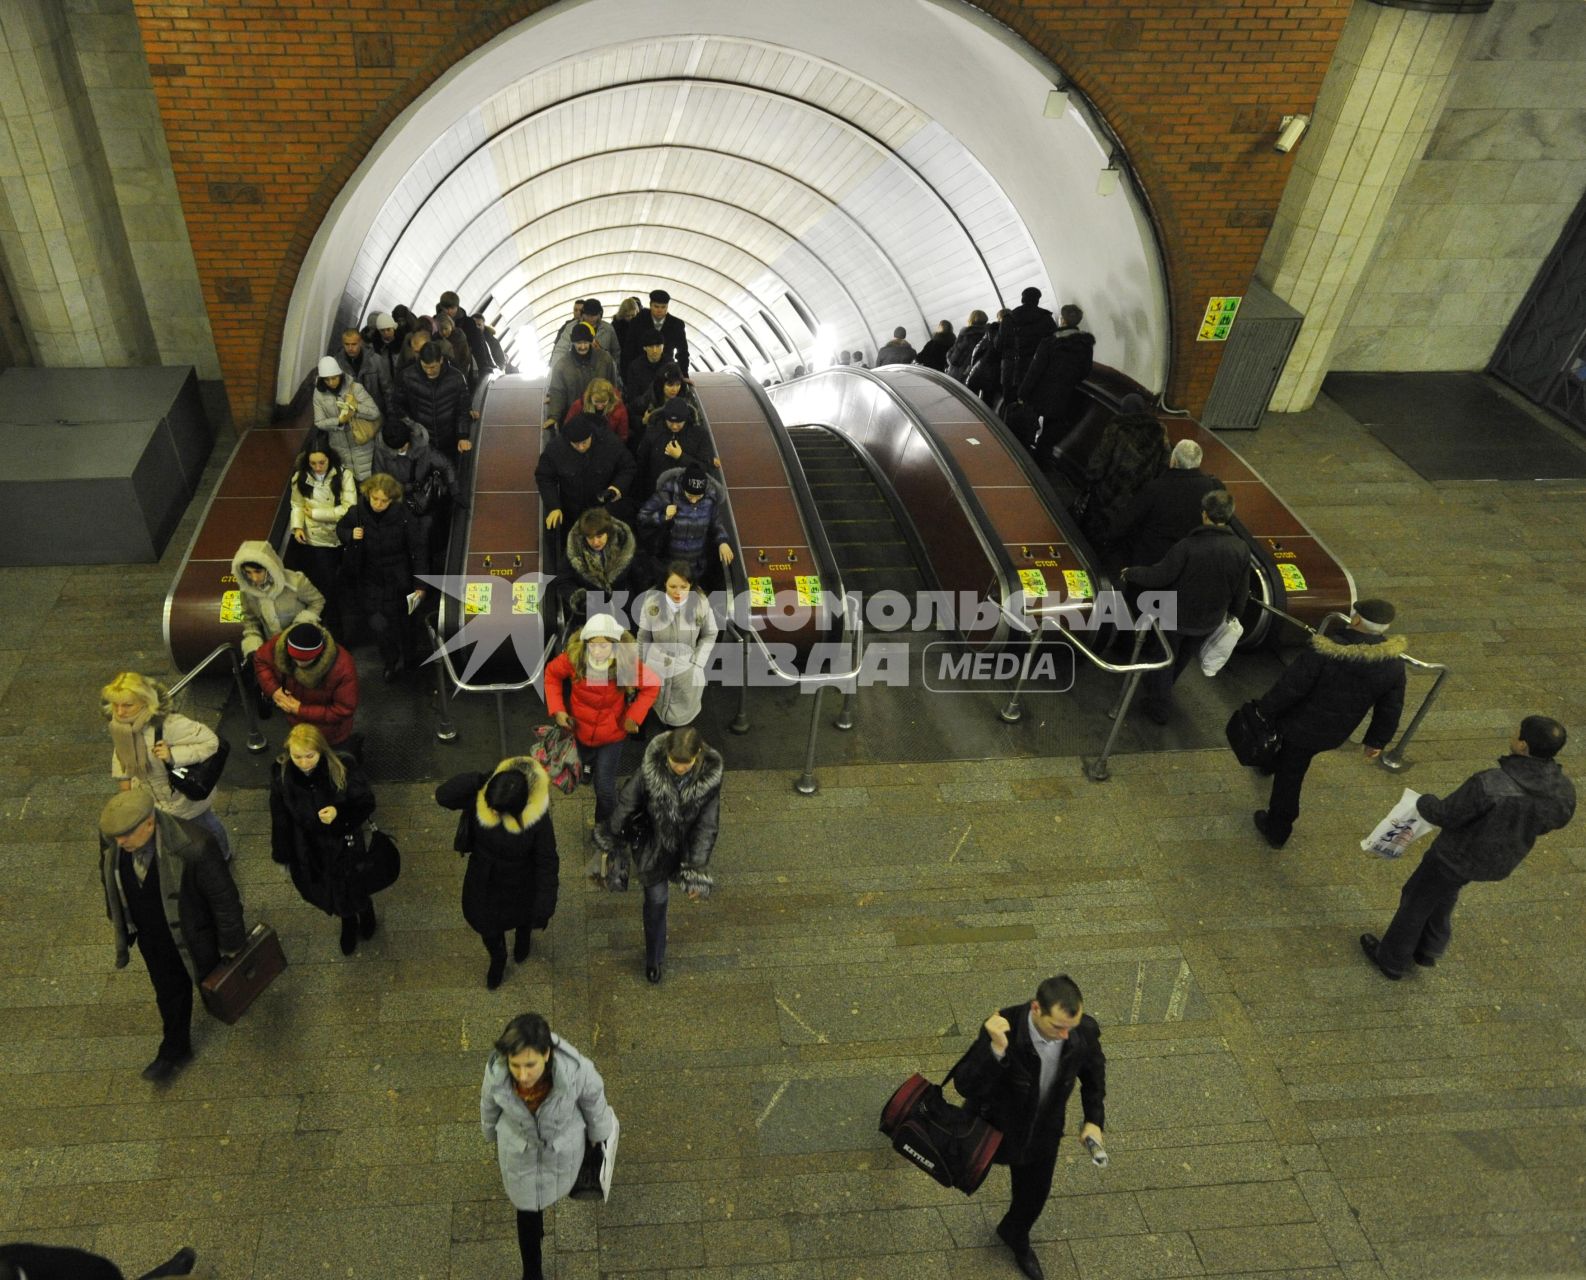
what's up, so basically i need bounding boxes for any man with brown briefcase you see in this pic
[98,786,245,1083]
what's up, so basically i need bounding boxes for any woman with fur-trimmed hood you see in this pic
[548,506,648,630]
[230,539,324,659]
[436,757,560,990]
[607,726,723,984]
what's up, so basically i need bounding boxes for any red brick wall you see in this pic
[133,1,1351,426]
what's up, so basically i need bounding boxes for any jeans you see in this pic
[1263,740,1320,843]
[137,921,193,1060]
[642,878,670,969]
[189,806,232,860]
[516,1206,544,1280]
[1376,850,1469,975]
[998,1134,1061,1251]
[577,739,626,825]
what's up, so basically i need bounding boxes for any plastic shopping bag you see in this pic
[1199,615,1244,677]
[1361,787,1433,859]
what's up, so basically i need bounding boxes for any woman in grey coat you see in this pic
[480,1012,616,1280]
[312,355,381,480]
[634,561,718,726]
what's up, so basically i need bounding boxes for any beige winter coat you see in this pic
[109,711,220,821]
[231,540,324,656]
[290,465,358,548]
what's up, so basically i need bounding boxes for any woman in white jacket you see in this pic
[480,1012,615,1280]
[102,671,231,859]
[635,560,718,726]
[289,430,357,628]
[229,540,323,660]
[312,354,380,480]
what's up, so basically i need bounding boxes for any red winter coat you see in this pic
[253,624,360,746]
[543,648,660,747]
[566,396,631,444]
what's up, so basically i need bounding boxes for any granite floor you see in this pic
[2,388,1584,1279]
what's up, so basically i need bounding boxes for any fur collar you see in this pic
[475,755,551,834]
[564,518,637,588]
[1311,631,1407,662]
[639,733,724,808]
[270,621,338,686]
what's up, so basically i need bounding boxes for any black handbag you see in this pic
[153,717,230,801]
[348,824,401,895]
[879,1066,1002,1194]
[569,1140,607,1200]
[1226,701,1282,769]
[405,464,450,517]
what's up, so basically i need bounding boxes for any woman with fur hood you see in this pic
[230,540,324,660]
[547,507,648,631]
[436,757,560,990]
[313,355,381,480]
[608,727,722,983]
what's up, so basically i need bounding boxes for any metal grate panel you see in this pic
[1200,282,1303,431]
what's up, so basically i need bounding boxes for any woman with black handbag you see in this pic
[269,723,382,955]
[102,671,232,860]
[606,726,722,984]
[435,756,560,990]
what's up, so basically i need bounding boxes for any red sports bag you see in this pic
[879,1070,1002,1194]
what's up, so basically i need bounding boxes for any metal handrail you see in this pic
[1252,599,1450,770]
[169,643,267,754]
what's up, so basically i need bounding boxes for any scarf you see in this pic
[109,706,155,782]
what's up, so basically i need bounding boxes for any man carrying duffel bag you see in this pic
[953,974,1107,1280]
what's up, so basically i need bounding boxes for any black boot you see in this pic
[513,929,533,962]
[486,955,506,990]
[340,916,358,956]
[358,904,378,939]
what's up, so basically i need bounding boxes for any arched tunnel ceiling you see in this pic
[287,0,1169,394]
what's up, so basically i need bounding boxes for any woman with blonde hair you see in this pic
[565,377,630,443]
[269,723,379,955]
[102,671,231,859]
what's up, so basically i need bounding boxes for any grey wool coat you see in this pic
[480,1034,616,1210]
[634,588,718,726]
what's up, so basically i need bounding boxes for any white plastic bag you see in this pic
[1199,615,1244,676]
[1361,787,1433,858]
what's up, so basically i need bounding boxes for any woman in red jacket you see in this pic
[252,621,361,755]
[543,613,659,850]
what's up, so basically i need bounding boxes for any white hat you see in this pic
[317,355,342,379]
[580,614,623,641]
[374,312,396,330]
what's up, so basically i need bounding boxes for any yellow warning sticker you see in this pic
[512,581,539,615]
[1277,564,1308,592]
[795,575,823,606]
[1063,569,1095,600]
[748,576,774,608]
[218,590,243,623]
[1018,568,1048,597]
[464,581,493,615]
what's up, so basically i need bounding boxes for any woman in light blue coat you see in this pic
[480,1012,615,1280]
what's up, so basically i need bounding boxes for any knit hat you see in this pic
[649,289,670,305]
[317,355,342,379]
[100,785,155,838]
[285,623,326,663]
[381,418,411,450]
[572,322,596,344]
[562,414,595,444]
[581,613,623,641]
[1354,599,1396,633]
[374,313,396,331]
[662,397,691,422]
[641,331,667,349]
[1021,287,1042,304]
[682,463,709,495]
[582,298,603,317]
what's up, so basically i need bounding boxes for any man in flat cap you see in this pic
[99,785,246,1082]
[632,289,690,378]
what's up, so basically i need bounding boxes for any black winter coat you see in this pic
[1125,523,1249,634]
[1256,629,1407,752]
[634,419,716,501]
[536,428,638,521]
[371,426,457,510]
[628,313,690,376]
[269,754,377,916]
[953,1004,1106,1165]
[337,497,428,615]
[550,517,648,627]
[394,362,471,452]
[1018,328,1095,419]
[1107,467,1223,565]
[608,735,723,888]
[916,333,953,371]
[1419,754,1575,882]
[995,303,1057,395]
[946,323,987,379]
[437,757,560,934]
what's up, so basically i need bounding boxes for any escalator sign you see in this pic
[513,582,539,615]
[465,581,492,615]
[1063,570,1094,600]
[748,576,774,608]
[1018,569,1047,597]
[1277,564,1308,592]
[218,590,243,623]
[795,575,823,606]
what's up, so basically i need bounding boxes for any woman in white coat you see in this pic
[312,354,380,480]
[102,671,231,859]
[635,560,718,727]
[480,1012,615,1280]
[288,428,357,626]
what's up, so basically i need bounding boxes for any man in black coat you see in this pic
[438,289,494,382]
[1107,438,1222,568]
[627,289,690,377]
[1363,716,1575,979]
[393,343,472,455]
[1121,489,1249,724]
[535,412,638,571]
[98,788,245,1083]
[1017,304,1095,460]
[953,974,1106,1280]
[996,286,1057,407]
[1252,598,1407,848]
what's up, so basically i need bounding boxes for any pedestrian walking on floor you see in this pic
[436,756,560,990]
[97,785,245,1083]
[952,974,1107,1280]
[480,1012,616,1280]
[252,621,360,753]
[269,723,381,956]
[0,1242,198,1280]
[1249,599,1407,849]
[1361,716,1575,980]
[607,727,723,984]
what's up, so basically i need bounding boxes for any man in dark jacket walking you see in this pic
[1017,304,1095,460]
[996,287,1057,408]
[1121,489,1249,724]
[1107,438,1221,568]
[394,343,472,454]
[875,326,916,366]
[536,413,638,571]
[98,787,245,1082]
[629,289,690,377]
[1252,599,1406,848]
[953,974,1106,1280]
[1362,716,1575,979]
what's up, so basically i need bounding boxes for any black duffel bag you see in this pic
[154,717,230,801]
[879,1068,1002,1194]
[1226,701,1282,770]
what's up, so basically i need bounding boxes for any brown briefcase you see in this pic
[200,923,287,1024]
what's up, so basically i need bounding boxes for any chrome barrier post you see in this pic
[425,625,459,742]
[998,626,1043,724]
[229,650,267,753]
[794,686,827,795]
[835,691,856,731]
[833,598,862,730]
[730,629,751,735]
[494,692,509,761]
[1107,628,1149,719]
[1381,666,1450,771]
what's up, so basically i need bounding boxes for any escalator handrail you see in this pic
[1022,602,1176,675]
[1254,600,1448,675]
[719,593,866,687]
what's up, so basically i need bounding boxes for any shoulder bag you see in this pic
[1225,701,1282,770]
[153,716,230,801]
[348,821,401,896]
[879,1065,1002,1194]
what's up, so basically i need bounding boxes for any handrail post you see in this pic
[494,691,509,762]
[1107,627,1149,719]
[833,598,860,731]
[998,625,1043,723]
[1381,666,1449,772]
[730,627,751,735]
[794,685,826,795]
[425,624,458,742]
[229,649,267,753]
[1089,623,1155,782]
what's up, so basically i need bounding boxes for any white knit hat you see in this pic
[580,614,623,641]
[317,355,342,379]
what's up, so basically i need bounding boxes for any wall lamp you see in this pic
[1096,153,1121,197]
[1275,113,1310,153]
[1044,85,1070,119]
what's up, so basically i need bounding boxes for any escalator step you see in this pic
[824,518,899,541]
[806,482,884,503]
[831,543,920,570]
